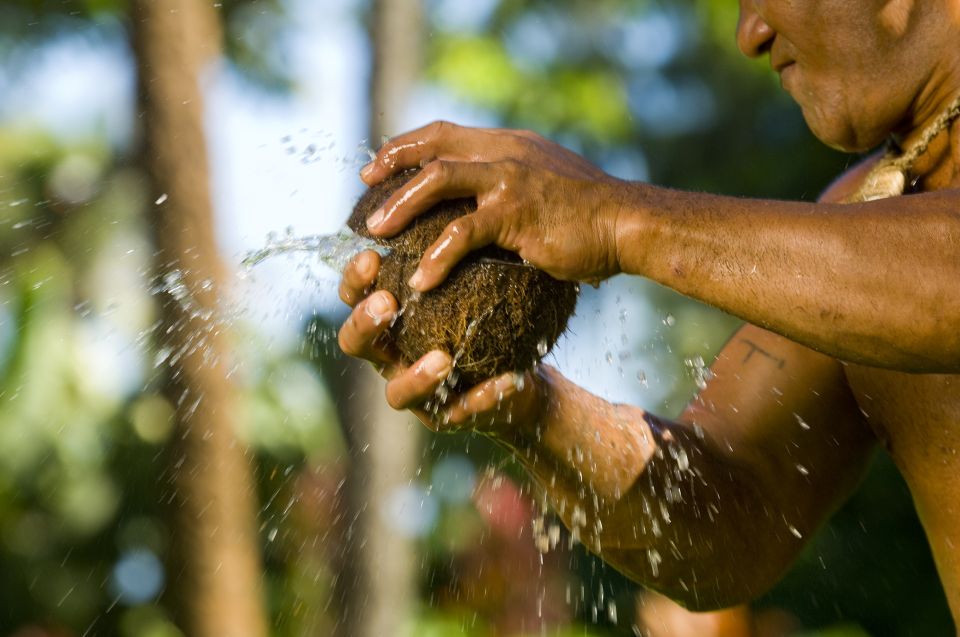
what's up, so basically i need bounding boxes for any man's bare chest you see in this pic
[845,365,960,487]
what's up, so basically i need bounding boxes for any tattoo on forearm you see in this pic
[740,339,786,369]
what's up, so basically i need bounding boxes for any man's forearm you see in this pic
[613,184,960,371]
[500,366,656,529]
[498,366,794,608]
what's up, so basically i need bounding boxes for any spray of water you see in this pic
[241,226,390,274]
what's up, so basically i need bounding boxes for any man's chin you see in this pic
[802,109,884,154]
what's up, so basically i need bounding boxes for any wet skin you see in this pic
[338,0,960,625]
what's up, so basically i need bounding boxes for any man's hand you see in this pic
[337,249,543,439]
[360,121,625,290]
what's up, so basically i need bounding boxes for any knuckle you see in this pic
[425,159,448,181]
[473,209,501,238]
[448,218,473,242]
[520,128,542,142]
[429,120,451,139]
[501,157,523,177]
[510,131,536,151]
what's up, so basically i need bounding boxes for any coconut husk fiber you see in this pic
[348,168,578,388]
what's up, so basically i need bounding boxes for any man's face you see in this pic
[736,0,960,151]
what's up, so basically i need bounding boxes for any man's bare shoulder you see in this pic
[822,149,960,615]
[817,151,884,203]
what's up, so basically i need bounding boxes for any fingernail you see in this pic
[408,269,424,289]
[357,251,374,277]
[493,373,517,394]
[367,208,385,229]
[360,161,375,179]
[365,293,391,321]
[421,351,450,379]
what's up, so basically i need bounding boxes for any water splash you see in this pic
[684,354,713,390]
[241,226,391,274]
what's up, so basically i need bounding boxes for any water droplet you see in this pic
[537,338,548,357]
[636,370,648,388]
[548,523,561,548]
[647,548,662,577]
[154,193,168,205]
[662,313,676,327]
[571,505,587,528]
[796,464,809,476]
[793,413,811,430]
[154,347,172,368]
[684,355,713,390]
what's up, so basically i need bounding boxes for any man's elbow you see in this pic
[598,541,793,612]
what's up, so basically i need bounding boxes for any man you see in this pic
[338,0,960,625]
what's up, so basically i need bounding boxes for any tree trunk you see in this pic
[131,3,269,636]
[335,2,424,636]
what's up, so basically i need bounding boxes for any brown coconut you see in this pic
[348,168,578,388]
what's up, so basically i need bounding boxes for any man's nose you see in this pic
[736,2,775,58]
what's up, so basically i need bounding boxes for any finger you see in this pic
[363,356,442,429]
[445,372,522,427]
[365,159,497,237]
[337,290,398,364]
[360,120,472,185]
[338,250,381,307]
[408,212,502,292]
[384,350,453,410]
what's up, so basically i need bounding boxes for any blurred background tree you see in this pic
[0,0,951,636]
[131,0,269,635]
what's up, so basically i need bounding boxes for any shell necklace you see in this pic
[845,93,960,203]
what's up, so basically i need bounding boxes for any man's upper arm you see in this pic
[683,323,877,540]
[682,155,880,517]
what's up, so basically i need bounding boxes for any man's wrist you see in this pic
[609,180,659,277]
[488,364,553,452]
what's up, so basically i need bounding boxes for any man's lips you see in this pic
[773,59,797,89]
[772,59,795,74]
